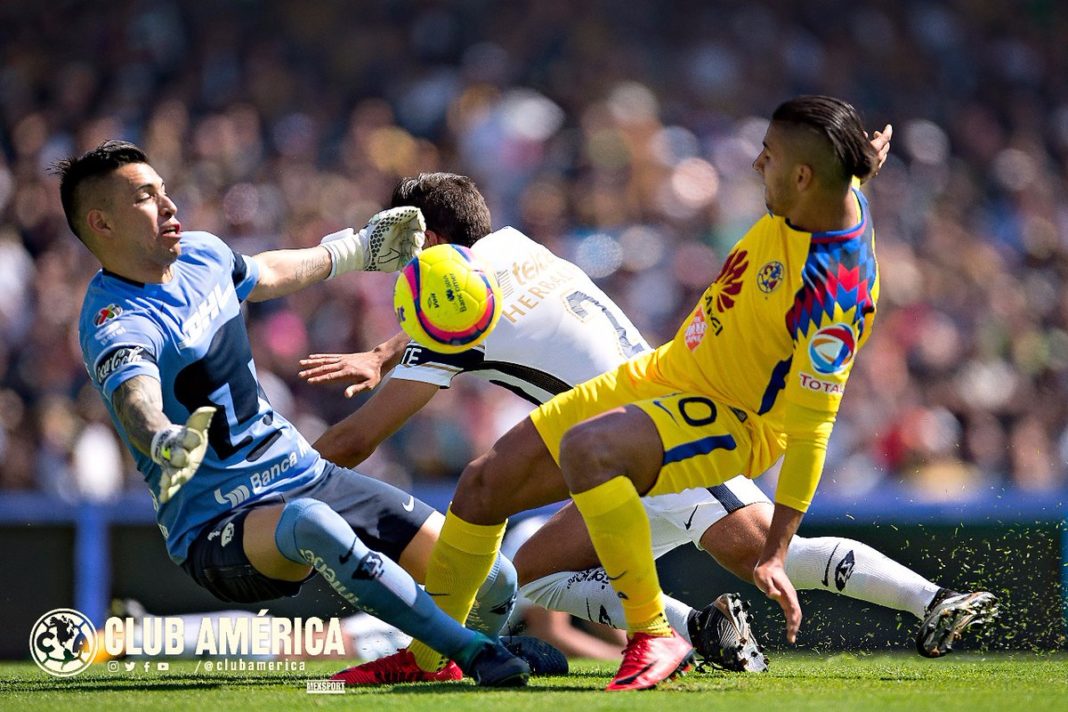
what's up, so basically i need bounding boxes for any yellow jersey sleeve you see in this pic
[774,401,835,511]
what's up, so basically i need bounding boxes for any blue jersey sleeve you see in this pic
[83,310,164,401]
[230,248,259,301]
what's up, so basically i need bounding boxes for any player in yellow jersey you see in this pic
[408,96,921,690]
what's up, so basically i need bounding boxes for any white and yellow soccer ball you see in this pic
[393,244,502,354]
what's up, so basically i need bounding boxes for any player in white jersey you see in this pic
[304,171,989,679]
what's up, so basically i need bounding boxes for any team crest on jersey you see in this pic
[757,261,784,294]
[684,309,707,350]
[710,249,748,312]
[808,323,856,374]
[93,304,123,327]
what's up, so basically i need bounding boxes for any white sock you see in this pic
[520,569,696,641]
[785,536,940,618]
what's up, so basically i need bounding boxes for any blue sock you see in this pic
[274,498,483,663]
[468,554,518,636]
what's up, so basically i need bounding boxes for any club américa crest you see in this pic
[757,261,784,294]
[29,608,97,677]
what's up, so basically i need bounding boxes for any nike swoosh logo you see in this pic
[606,570,627,581]
[683,505,700,530]
[425,591,448,597]
[613,661,655,687]
[339,539,358,565]
[402,495,415,512]
[821,542,841,587]
[651,400,678,425]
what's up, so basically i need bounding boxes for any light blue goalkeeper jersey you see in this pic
[78,231,325,563]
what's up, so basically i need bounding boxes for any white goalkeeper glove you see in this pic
[320,206,426,276]
[150,406,216,504]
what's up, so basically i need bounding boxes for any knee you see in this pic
[451,456,501,522]
[512,542,536,587]
[274,498,331,561]
[558,422,617,491]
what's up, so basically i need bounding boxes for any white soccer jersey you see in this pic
[391,226,650,402]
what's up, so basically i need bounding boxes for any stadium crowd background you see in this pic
[1,0,1066,506]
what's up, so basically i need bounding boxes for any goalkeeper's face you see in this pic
[94,162,183,269]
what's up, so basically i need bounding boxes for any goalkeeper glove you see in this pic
[320,206,426,276]
[150,406,216,504]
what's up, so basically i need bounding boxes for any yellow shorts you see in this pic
[531,363,783,496]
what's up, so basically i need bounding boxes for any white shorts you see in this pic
[642,476,770,559]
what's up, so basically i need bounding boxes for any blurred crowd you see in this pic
[1,0,1066,504]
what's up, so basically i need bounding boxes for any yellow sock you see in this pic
[410,507,507,671]
[572,476,671,637]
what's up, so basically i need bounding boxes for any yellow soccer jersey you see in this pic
[637,187,878,509]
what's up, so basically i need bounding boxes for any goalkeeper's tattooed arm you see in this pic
[112,375,172,456]
[247,246,333,302]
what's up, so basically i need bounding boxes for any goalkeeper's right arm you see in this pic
[112,375,215,503]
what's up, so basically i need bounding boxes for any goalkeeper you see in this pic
[60,140,529,687]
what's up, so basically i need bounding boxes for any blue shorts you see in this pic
[180,462,436,603]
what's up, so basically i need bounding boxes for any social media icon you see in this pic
[157,662,170,671]
[125,662,137,672]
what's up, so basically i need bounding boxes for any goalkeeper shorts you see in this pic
[181,462,436,603]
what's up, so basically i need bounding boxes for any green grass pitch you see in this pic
[1,653,1066,711]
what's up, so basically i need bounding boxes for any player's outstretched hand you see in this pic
[866,124,893,180]
[320,206,426,276]
[151,406,216,504]
[298,352,384,398]
[754,559,802,643]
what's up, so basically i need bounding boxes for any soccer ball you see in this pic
[393,244,502,354]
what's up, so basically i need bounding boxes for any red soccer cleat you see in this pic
[605,630,695,691]
[330,649,463,685]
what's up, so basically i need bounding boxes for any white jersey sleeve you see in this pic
[390,227,650,404]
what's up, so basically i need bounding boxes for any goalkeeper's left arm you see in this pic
[247,206,427,302]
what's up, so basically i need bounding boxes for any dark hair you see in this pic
[52,140,149,241]
[389,173,492,247]
[771,96,877,184]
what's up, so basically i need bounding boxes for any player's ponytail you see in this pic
[772,96,878,184]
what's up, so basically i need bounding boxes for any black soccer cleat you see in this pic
[459,636,531,687]
[916,588,998,658]
[501,635,569,676]
[687,592,768,673]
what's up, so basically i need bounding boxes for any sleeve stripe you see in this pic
[230,248,249,287]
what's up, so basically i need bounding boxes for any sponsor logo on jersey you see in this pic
[249,451,299,492]
[757,261,784,294]
[808,323,856,374]
[181,283,226,346]
[94,345,145,385]
[94,304,123,327]
[94,320,126,342]
[214,485,251,507]
[684,309,707,350]
[710,249,748,312]
[798,372,845,395]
